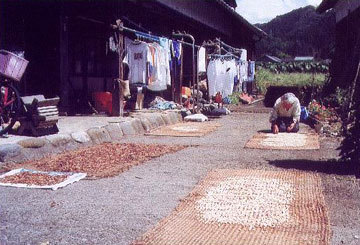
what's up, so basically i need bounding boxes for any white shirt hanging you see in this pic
[207,58,237,98]
[147,43,168,91]
[198,47,206,73]
[207,59,218,97]
[240,49,247,61]
[126,41,151,85]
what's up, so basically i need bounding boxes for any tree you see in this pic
[255,6,335,59]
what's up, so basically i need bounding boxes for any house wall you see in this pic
[334,0,360,23]
[0,1,61,98]
[327,6,360,93]
[1,0,259,113]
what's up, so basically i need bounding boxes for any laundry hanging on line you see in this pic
[123,37,179,92]
[198,47,206,73]
[248,61,256,81]
[110,24,251,97]
[207,58,237,98]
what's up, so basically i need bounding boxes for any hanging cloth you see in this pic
[240,60,248,83]
[171,41,182,65]
[147,43,168,91]
[207,58,237,98]
[248,61,255,81]
[126,41,151,85]
[240,49,247,61]
[159,38,172,86]
[198,47,206,73]
[207,59,217,97]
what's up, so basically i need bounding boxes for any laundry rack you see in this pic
[110,19,246,115]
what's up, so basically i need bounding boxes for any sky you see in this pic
[235,0,323,24]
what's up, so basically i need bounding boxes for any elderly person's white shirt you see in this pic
[269,94,301,123]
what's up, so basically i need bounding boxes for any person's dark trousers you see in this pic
[274,117,299,133]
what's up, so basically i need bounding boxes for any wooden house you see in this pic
[0,0,265,114]
[317,0,360,94]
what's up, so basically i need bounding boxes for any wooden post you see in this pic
[179,43,184,103]
[112,20,124,117]
[171,58,175,102]
[59,13,70,113]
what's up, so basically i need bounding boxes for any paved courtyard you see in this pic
[1,112,359,244]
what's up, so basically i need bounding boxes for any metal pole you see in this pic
[116,24,200,49]
[118,27,124,117]
[172,32,198,113]
[111,19,124,117]
[217,38,221,55]
[215,38,242,53]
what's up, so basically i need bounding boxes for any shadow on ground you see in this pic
[268,159,359,177]
[257,129,272,133]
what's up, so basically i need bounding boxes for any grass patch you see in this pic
[256,68,327,95]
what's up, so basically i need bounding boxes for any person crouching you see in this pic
[269,92,301,134]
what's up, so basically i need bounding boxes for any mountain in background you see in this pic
[255,5,335,60]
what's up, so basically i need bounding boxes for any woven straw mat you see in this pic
[133,169,330,245]
[245,132,320,150]
[145,122,221,137]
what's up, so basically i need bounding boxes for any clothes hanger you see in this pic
[133,34,141,44]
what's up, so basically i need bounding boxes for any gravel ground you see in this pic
[1,112,359,245]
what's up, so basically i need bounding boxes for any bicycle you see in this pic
[0,50,28,136]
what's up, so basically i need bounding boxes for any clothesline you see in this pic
[120,25,202,49]
[119,22,241,56]
[216,38,242,53]
[220,47,240,59]
[208,53,238,59]
[121,16,150,33]
[113,19,252,108]
[79,16,243,57]
[177,40,201,49]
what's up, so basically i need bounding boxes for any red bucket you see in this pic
[92,92,112,114]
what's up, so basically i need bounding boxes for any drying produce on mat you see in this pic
[8,143,187,179]
[245,132,320,150]
[133,169,330,245]
[0,169,86,190]
[146,122,221,137]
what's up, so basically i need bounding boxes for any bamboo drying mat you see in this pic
[245,132,320,150]
[145,122,221,137]
[3,143,186,179]
[133,169,330,245]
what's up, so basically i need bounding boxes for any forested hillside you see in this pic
[255,5,335,60]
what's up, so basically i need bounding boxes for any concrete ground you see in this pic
[1,112,359,245]
[0,111,182,164]
[0,116,113,145]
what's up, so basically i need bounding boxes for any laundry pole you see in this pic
[111,19,124,117]
[173,32,199,113]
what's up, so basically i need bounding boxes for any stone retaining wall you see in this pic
[0,111,183,164]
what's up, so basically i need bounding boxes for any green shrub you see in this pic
[256,68,327,95]
[256,61,329,73]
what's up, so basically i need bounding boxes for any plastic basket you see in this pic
[0,50,29,82]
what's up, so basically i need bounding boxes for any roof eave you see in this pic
[316,0,338,13]
[215,0,267,38]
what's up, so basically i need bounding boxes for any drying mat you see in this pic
[226,103,272,114]
[145,122,221,137]
[4,143,186,179]
[133,169,330,245]
[245,132,320,150]
[0,168,86,190]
